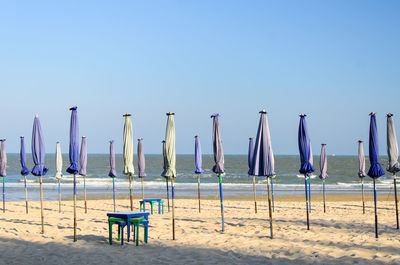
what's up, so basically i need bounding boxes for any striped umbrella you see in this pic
[66,106,79,242]
[123,114,135,210]
[248,137,257,213]
[109,140,117,212]
[211,113,225,232]
[79,136,87,213]
[195,135,204,213]
[368,112,385,238]
[319,143,328,213]
[298,114,315,230]
[386,113,399,229]
[55,142,63,213]
[31,114,48,234]
[161,140,170,212]
[20,137,30,214]
[0,140,6,213]
[137,138,146,200]
[163,112,176,240]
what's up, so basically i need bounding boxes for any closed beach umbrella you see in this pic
[67,106,79,242]
[248,137,257,213]
[31,114,48,234]
[137,138,146,200]
[79,137,88,213]
[195,135,204,213]
[252,110,275,238]
[358,140,367,214]
[319,144,328,213]
[298,114,315,230]
[368,112,385,238]
[20,137,30,214]
[163,112,176,240]
[55,142,63,213]
[109,140,117,212]
[123,114,135,210]
[0,140,6,213]
[161,140,170,212]
[211,113,225,232]
[386,113,399,229]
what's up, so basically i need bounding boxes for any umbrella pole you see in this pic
[323,179,326,213]
[271,177,275,212]
[308,175,311,213]
[394,175,399,230]
[304,174,309,230]
[197,174,201,213]
[361,178,365,214]
[129,175,133,211]
[171,178,175,240]
[252,175,257,213]
[73,174,77,242]
[84,175,87,214]
[141,177,144,201]
[113,177,116,212]
[58,179,61,213]
[218,174,225,232]
[166,178,170,212]
[373,178,378,238]
[39,176,44,234]
[267,177,273,239]
[2,176,5,213]
[25,175,28,214]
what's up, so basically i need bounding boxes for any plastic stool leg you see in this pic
[108,221,112,245]
[136,224,140,246]
[133,224,136,241]
[117,225,121,241]
[121,226,124,245]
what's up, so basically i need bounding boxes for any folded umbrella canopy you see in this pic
[358,140,367,214]
[31,114,48,234]
[55,142,63,213]
[298,114,315,230]
[386,113,399,229]
[368,112,385,238]
[161,140,170,212]
[123,114,135,210]
[211,113,225,232]
[0,139,6,213]
[252,110,275,238]
[79,136,87,214]
[109,140,117,212]
[248,137,257,213]
[67,106,79,242]
[137,138,146,200]
[194,135,204,213]
[163,112,176,240]
[319,144,328,213]
[20,137,30,214]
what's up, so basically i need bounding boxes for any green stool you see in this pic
[108,217,127,245]
[129,217,148,246]
[139,199,164,214]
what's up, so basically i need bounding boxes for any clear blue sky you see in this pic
[0,0,399,155]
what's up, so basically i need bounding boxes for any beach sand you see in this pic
[0,196,399,264]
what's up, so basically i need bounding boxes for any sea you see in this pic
[1,154,397,201]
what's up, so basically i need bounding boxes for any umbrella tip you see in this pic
[138,138,143,141]
[358,139,363,143]
[123,113,131,117]
[211,113,219,118]
[249,137,254,140]
[20,136,24,138]
[387,113,393,117]
[162,140,165,143]
[369,112,375,116]
[259,109,267,114]
[321,143,326,145]
[34,114,39,118]
[110,140,114,144]
[0,139,5,142]
[194,135,198,138]
[82,136,86,138]
[299,113,306,117]
[69,106,77,111]
[166,112,175,116]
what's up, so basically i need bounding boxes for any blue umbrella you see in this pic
[368,112,385,238]
[248,137,257,213]
[195,135,204,213]
[67,106,79,242]
[31,114,48,234]
[20,136,30,214]
[109,140,117,212]
[211,113,225,232]
[0,139,6,213]
[298,114,315,230]
[252,110,275,238]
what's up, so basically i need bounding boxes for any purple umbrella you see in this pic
[0,139,6,213]
[319,143,328,213]
[109,140,117,212]
[194,135,204,213]
[137,138,146,200]
[358,140,367,214]
[298,114,315,230]
[211,113,225,232]
[67,106,79,242]
[368,112,385,238]
[20,136,29,214]
[79,136,87,214]
[252,110,275,238]
[161,140,170,212]
[248,137,257,213]
[31,114,48,234]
